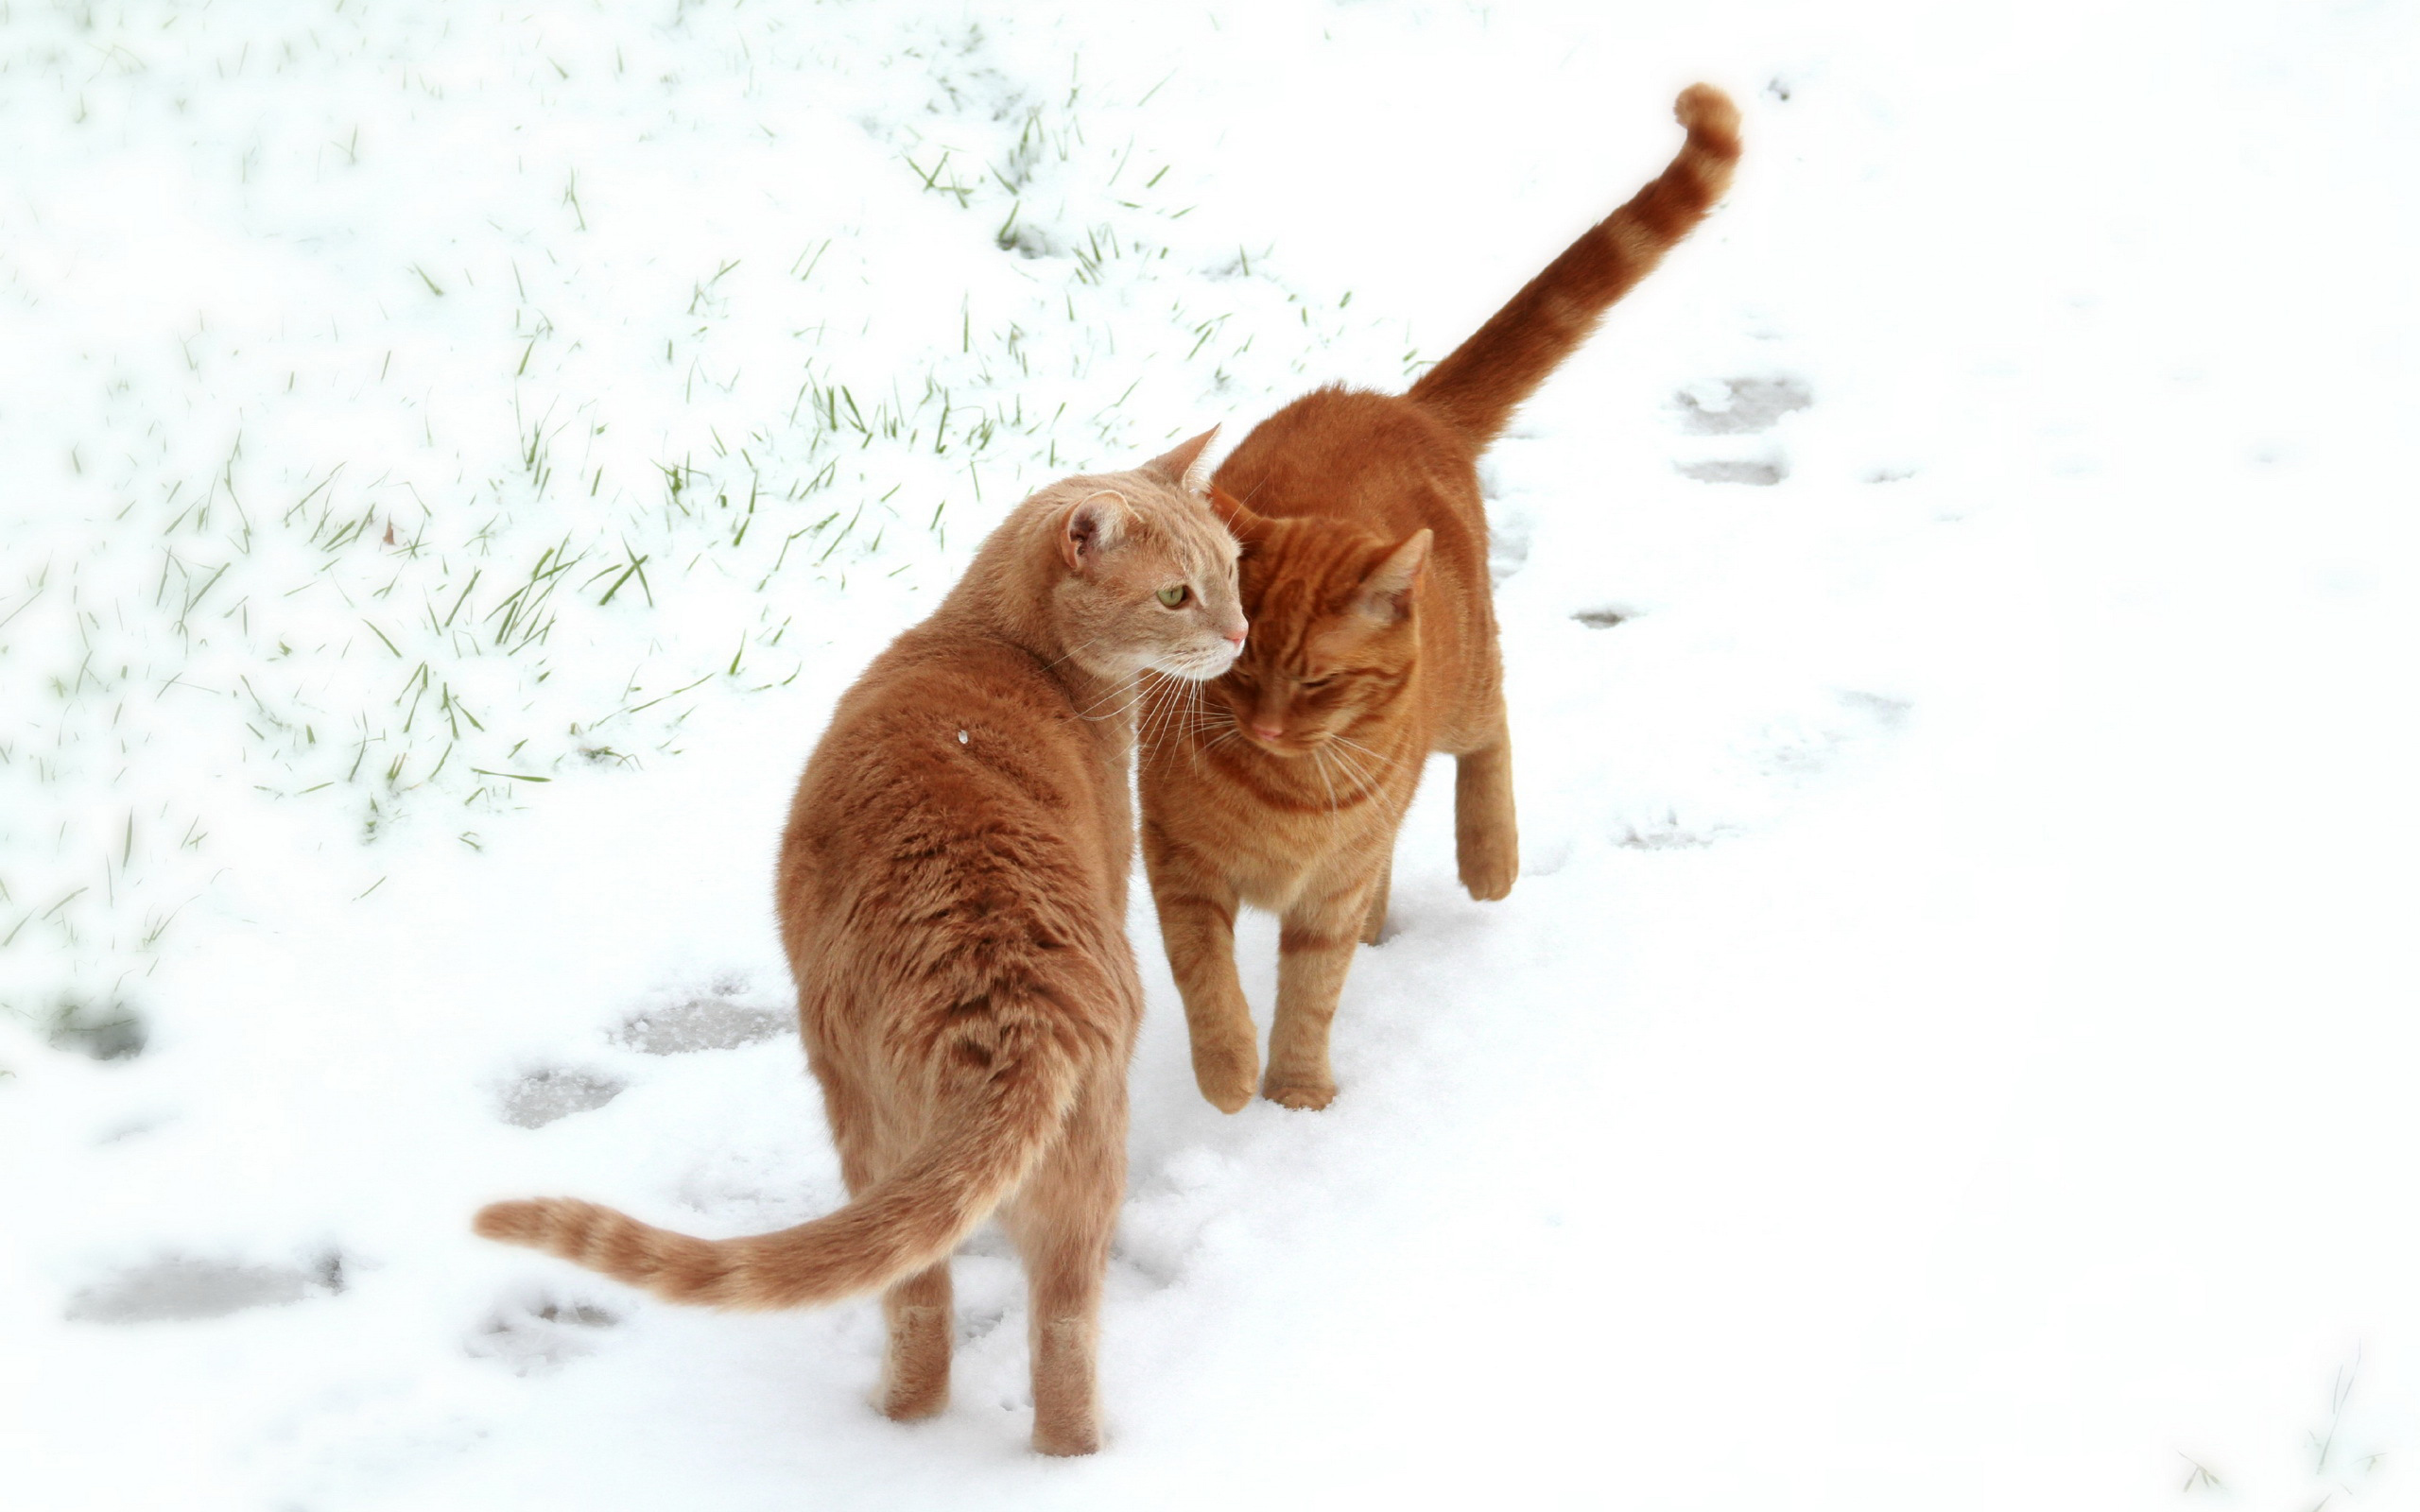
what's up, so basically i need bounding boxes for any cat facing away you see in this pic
[475,431,1246,1455]
[1139,85,1742,1113]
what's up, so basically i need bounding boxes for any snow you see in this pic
[5,0,2417,1507]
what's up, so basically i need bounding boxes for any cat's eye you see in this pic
[1299,675,1334,690]
[1156,584,1190,608]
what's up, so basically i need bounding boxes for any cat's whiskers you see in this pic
[1074,683,1140,721]
[1175,693,1226,745]
[1161,682,1203,755]
[1199,723,1245,763]
[1328,741,1386,801]
[1309,746,1341,816]
[1192,684,1223,747]
[1314,738,1380,798]
[1134,677,1165,747]
[1327,732,1400,780]
[1324,729,1390,759]
[1152,673,1205,745]
[1322,731,1397,791]
[1149,680,1220,745]
[1137,675,1185,752]
[1077,676,1151,725]
[1190,696,1238,740]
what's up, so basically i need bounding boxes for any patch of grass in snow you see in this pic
[2179,1351,2392,1505]
[0,3,1387,1031]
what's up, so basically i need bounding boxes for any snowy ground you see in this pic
[5,1,2417,1507]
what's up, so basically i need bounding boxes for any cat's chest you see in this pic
[1184,763,1398,908]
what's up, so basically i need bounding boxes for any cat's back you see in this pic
[1219,386,1478,538]
[774,621,1124,988]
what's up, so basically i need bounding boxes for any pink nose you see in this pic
[1225,625,1248,647]
[1252,722,1283,741]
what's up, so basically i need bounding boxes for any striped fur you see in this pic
[471,1023,1079,1310]
[475,431,1248,1454]
[1409,82,1742,444]
[1139,87,1740,1115]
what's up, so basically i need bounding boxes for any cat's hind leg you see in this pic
[824,1070,953,1422]
[876,1261,954,1421]
[1002,1075,1124,1456]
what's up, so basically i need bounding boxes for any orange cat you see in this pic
[475,431,1246,1455]
[1139,86,1741,1112]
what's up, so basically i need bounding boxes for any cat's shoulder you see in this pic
[822,622,1080,762]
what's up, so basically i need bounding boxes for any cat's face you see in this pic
[1205,507,1430,758]
[1046,434,1249,683]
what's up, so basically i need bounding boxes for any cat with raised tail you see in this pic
[1140,85,1742,1114]
[475,430,1246,1456]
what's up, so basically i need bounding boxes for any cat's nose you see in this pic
[1224,624,1248,647]
[1251,720,1283,741]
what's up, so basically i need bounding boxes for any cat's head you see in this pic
[1038,430,1249,682]
[1201,486,1429,758]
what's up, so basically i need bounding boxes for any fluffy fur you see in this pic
[475,430,1246,1455]
[1139,85,1741,1113]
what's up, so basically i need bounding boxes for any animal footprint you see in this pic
[469,1293,621,1375]
[43,1000,147,1061]
[497,1068,624,1128]
[1671,375,1809,487]
[1616,809,1733,850]
[1673,376,1811,435]
[616,994,788,1055]
[1675,459,1787,486]
[1754,691,1912,780]
[66,1250,345,1324]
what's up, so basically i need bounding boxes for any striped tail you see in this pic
[474,1022,1077,1311]
[1407,83,1742,444]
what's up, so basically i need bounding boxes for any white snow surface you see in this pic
[6,1,2417,1507]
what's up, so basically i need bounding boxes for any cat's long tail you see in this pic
[1406,83,1741,445]
[472,1007,1078,1311]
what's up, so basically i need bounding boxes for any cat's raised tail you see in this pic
[473,994,1079,1311]
[1407,82,1741,444]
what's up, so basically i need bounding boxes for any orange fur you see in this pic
[475,430,1246,1454]
[1139,87,1740,1113]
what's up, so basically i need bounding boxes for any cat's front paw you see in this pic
[1261,1076,1337,1111]
[1032,1418,1101,1457]
[1190,1033,1259,1114]
[1458,833,1518,902]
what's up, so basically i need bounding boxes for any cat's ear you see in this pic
[1060,493,1132,572]
[1357,529,1431,624]
[1144,426,1220,497]
[1209,484,1270,544]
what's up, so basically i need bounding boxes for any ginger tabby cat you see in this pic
[1140,85,1741,1113]
[476,431,1246,1455]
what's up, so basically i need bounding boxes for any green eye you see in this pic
[1156,584,1190,608]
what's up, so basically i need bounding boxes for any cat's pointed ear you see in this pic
[1209,484,1270,544]
[1357,529,1431,624]
[1060,493,1132,572]
[1144,426,1220,497]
